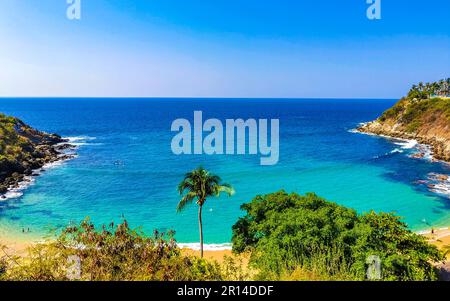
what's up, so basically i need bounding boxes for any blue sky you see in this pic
[0,0,448,98]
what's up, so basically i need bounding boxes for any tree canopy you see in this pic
[232,191,444,280]
[408,78,450,100]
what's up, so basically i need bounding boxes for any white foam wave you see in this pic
[416,228,449,235]
[390,148,404,154]
[0,176,35,201]
[1,190,24,200]
[59,136,100,148]
[394,139,418,149]
[71,142,103,147]
[429,182,450,197]
[65,136,102,147]
[0,156,75,201]
[178,243,232,251]
[421,145,433,161]
[1,135,83,201]
[66,136,96,142]
[425,173,450,198]
[43,160,65,169]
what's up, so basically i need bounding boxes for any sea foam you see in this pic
[393,139,418,149]
[178,243,232,251]
[65,136,102,147]
[0,137,80,201]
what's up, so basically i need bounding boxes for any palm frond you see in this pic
[217,183,235,196]
[177,178,194,195]
[206,174,221,185]
[176,166,234,211]
[176,192,197,212]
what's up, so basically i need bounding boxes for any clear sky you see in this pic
[0,0,448,98]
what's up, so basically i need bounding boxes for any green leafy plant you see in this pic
[2,219,224,281]
[232,191,444,281]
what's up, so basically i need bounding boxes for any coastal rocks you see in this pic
[0,114,76,198]
[358,119,450,163]
[55,143,76,151]
[357,93,450,163]
[357,96,450,198]
[408,144,433,161]
[414,173,450,198]
[410,153,425,159]
[429,173,449,182]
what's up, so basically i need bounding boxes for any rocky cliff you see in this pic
[358,96,450,162]
[0,113,74,194]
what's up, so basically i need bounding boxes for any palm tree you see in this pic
[177,167,234,258]
[418,82,424,91]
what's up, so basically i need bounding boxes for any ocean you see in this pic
[0,98,449,249]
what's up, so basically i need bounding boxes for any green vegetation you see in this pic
[379,78,450,122]
[0,113,29,161]
[1,112,66,193]
[0,191,445,281]
[377,79,450,133]
[379,96,450,132]
[177,167,234,258]
[364,78,450,161]
[0,165,446,281]
[231,191,444,281]
[379,79,450,124]
[407,78,450,100]
[0,219,249,281]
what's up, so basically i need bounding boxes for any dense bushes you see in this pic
[379,97,450,126]
[378,79,450,128]
[231,191,444,281]
[0,113,25,161]
[379,98,408,122]
[379,97,450,134]
[0,193,445,281]
[1,219,226,281]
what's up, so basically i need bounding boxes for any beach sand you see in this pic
[0,234,36,257]
[423,227,450,257]
[0,234,248,265]
[181,248,234,263]
[2,227,449,263]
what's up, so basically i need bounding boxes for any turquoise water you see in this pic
[0,99,449,246]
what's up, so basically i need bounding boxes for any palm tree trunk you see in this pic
[198,205,204,258]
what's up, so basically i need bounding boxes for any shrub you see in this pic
[3,218,223,281]
[232,191,444,281]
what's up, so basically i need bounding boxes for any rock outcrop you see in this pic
[0,113,75,194]
[358,96,450,162]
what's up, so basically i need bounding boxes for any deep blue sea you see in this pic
[1,99,449,248]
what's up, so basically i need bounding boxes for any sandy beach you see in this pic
[423,227,450,256]
[0,233,39,257]
[0,227,448,280]
[2,227,449,261]
[181,248,234,263]
[0,231,246,264]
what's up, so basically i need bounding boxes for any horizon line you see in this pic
[0,96,399,100]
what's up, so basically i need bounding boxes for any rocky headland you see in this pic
[0,113,75,197]
[358,79,450,162]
